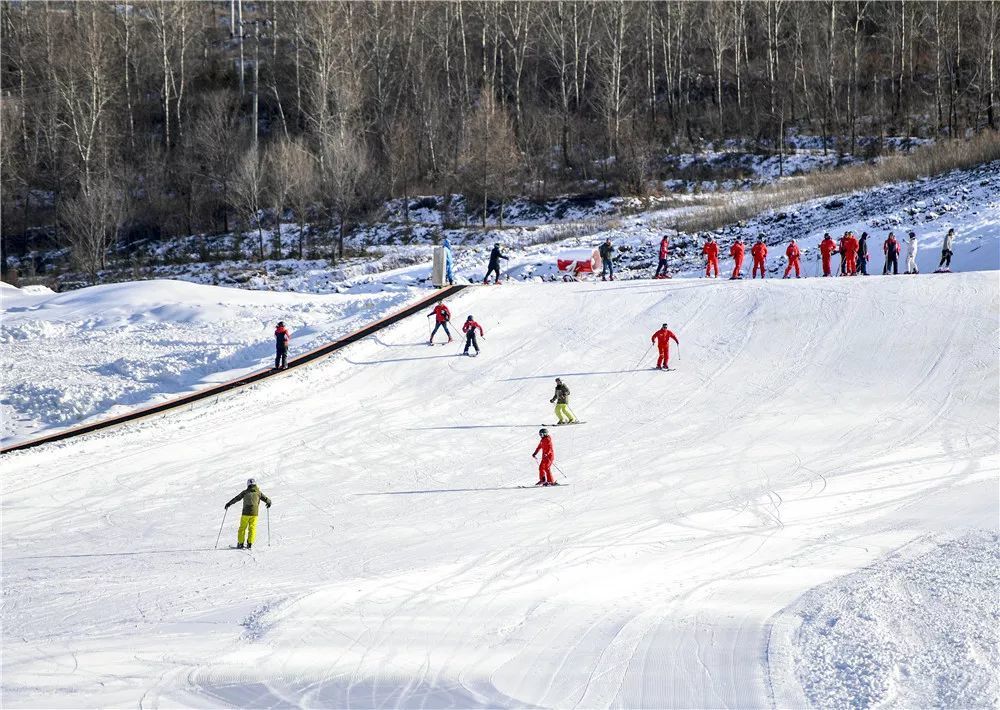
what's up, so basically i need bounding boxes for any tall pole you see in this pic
[237,0,244,97]
[253,19,260,151]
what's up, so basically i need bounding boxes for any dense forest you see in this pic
[1,1,998,279]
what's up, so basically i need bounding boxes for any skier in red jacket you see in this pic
[462,315,484,356]
[532,428,557,486]
[274,321,290,370]
[730,238,745,279]
[783,240,802,278]
[883,232,901,275]
[654,236,671,279]
[426,300,452,344]
[838,233,852,275]
[650,323,679,370]
[702,236,720,278]
[844,231,860,275]
[751,237,768,278]
[819,233,838,277]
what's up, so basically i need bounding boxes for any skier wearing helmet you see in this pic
[484,243,509,284]
[532,428,557,486]
[650,323,679,370]
[274,321,290,370]
[462,315,484,356]
[225,478,272,549]
[550,378,577,424]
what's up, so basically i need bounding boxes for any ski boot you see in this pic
[246,543,252,550]
[237,543,244,549]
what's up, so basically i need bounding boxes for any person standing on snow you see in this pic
[532,428,557,486]
[702,236,720,278]
[654,235,671,279]
[462,315,484,356]
[225,478,272,550]
[838,232,851,276]
[751,236,768,279]
[442,238,455,285]
[730,237,745,279]
[937,228,955,271]
[783,240,802,278]
[883,232,901,275]
[550,378,578,425]
[484,243,509,284]
[844,231,860,276]
[650,323,679,370]
[819,233,838,277]
[274,321,290,370]
[857,232,870,275]
[905,231,919,274]
[599,238,615,281]
[427,300,452,344]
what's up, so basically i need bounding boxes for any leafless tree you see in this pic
[59,174,128,283]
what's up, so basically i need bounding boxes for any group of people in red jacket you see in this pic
[654,229,919,281]
[687,235,774,280]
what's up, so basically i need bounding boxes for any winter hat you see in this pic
[247,478,255,487]
[466,315,473,321]
[661,323,668,329]
[539,428,549,436]
[555,377,562,383]
[277,321,284,327]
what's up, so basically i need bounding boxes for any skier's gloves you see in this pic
[266,502,271,508]
[550,398,556,403]
[225,503,230,509]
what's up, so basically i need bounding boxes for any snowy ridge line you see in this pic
[0,285,467,455]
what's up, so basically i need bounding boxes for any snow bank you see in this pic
[0,279,418,443]
[771,532,999,709]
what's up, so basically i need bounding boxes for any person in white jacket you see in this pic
[937,228,955,271]
[905,231,919,274]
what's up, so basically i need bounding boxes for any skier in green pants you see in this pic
[225,478,272,549]
[550,378,578,424]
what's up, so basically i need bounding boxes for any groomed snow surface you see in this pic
[2,273,997,708]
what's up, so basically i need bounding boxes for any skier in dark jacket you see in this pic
[857,232,870,275]
[274,321,290,370]
[484,243,509,284]
[550,377,578,424]
[883,233,901,275]
[225,478,272,549]
[599,239,615,281]
[462,315,484,356]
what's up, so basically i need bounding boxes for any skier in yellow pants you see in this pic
[225,478,272,549]
[550,378,578,424]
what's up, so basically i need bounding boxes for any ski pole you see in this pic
[214,508,228,549]
[553,463,569,479]
[267,506,271,547]
[635,342,654,369]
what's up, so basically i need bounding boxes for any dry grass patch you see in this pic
[673,132,1000,234]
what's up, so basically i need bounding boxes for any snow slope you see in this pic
[0,279,422,444]
[2,274,997,708]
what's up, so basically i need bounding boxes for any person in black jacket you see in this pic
[857,232,869,275]
[599,239,615,281]
[483,243,509,284]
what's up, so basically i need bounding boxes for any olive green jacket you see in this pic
[550,383,570,404]
[226,484,271,516]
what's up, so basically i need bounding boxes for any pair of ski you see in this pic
[516,482,568,489]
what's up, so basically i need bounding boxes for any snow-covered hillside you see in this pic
[0,280,425,444]
[2,274,996,708]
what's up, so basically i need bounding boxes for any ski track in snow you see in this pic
[1,274,998,709]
